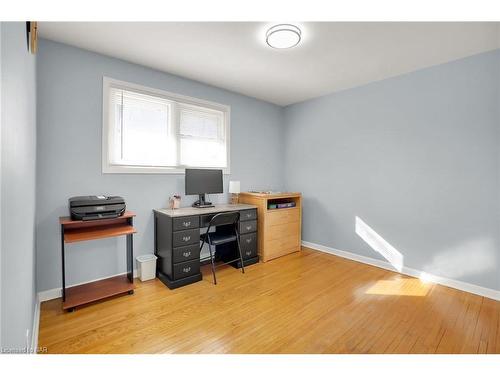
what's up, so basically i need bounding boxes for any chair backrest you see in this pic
[208,211,240,229]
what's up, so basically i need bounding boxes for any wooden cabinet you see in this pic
[239,192,302,262]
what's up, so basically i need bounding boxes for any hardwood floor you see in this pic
[38,247,500,354]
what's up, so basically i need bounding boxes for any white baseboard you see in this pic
[302,240,500,301]
[31,294,40,354]
[38,269,138,302]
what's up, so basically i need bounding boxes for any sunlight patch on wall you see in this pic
[422,237,496,280]
[365,277,430,296]
[355,216,404,272]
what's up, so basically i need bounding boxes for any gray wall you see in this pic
[36,39,285,292]
[0,21,3,349]
[284,49,500,291]
[1,22,37,350]
[36,38,500,293]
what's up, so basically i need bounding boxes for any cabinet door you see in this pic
[266,208,300,226]
[263,234,301,261]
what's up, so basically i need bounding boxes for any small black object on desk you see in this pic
[185,168,222,208]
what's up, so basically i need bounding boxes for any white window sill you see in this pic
[102,164,231,175]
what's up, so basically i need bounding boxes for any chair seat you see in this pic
[201,232,237,246]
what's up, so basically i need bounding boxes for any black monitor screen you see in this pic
[185,169,223,195]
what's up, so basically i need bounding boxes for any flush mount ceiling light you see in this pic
[266,24,301,49]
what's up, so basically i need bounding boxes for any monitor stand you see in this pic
[192,194,214,208]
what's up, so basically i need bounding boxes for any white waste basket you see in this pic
[136,254,157,282]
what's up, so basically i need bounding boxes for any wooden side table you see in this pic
[239,192,302,262]
[59,211,136,311]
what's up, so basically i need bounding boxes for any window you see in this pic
[102,77,230,173]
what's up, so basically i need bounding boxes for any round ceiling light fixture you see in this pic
[266,24,301,49]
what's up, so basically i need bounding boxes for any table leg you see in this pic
[127,217,134,282]
[61,224,66,301]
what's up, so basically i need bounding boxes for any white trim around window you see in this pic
[102,77,231,174]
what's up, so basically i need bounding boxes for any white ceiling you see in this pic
[38,22,500,106]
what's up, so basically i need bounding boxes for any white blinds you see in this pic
[179,105,226,167]
[109,88,175,167]
[180,107,222,139]
[107,86,228,169]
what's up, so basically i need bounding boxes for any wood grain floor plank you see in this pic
[38,247,500,354]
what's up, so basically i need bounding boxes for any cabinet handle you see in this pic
[183,266,191,273]
[183,251,191,257]
[182,221,191,227]
[246,238,252,243]
[246,251,251,256]
[246,214,252,218]
[182,236,191,242]
[246,226,252,231]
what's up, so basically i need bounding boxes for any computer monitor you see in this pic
[185,168,223,208]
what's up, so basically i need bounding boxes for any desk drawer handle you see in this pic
[182,221,191,227]
[183,266,191,273]
[246,238,252,243]
[245,251,252,256]
[182,236,191,242]
[182,251,191,258]
[246,225,252,231]
[246,213,252,218]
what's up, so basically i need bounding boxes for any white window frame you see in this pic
[102,77,231,174]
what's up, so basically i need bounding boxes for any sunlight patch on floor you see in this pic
[365,278,430,296]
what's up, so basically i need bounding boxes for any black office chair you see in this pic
[199,212,245,285]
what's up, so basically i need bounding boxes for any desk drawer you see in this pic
[267,221,300,241]
[173,244,200,263]
[241,244,257,260]
[173,259,200,279]
[240,209,257,221]
[173,229,200,247]
[200,214,214,228]
[173,216,199,231]
[240,220,257,234]
[265,234,300,255]
[266,207,300,226]
[240,233,257,253]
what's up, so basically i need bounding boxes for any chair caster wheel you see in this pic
[67,308,75,313]
[128,290,134,295]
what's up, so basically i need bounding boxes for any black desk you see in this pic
[153,204,259,289]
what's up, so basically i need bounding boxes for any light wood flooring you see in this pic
[38,247,500,354]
